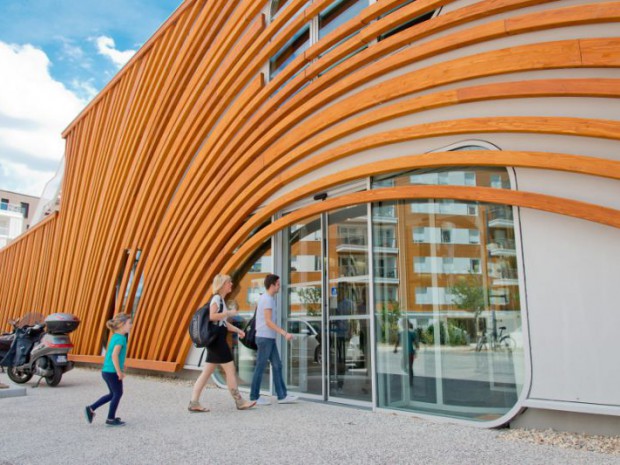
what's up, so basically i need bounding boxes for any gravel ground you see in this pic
[0,368,618,465]
[499,428,620,455]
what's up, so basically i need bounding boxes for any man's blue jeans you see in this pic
[250,337,287,401]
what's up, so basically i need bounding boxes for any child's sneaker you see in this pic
[84,406,95,424]
[105,418,126,427]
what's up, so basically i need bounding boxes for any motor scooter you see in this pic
[0,312,80,387]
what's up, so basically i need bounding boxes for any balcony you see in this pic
[372,207,397,223]
[373,238,398,254]
[487,240,516,257]
[490,268,519,286]
[487,208,514,228]
[0,203,24,214]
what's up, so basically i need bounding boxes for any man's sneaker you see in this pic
[84,406,95,424]
[105,418,126,427]
[277,395,298,404]
[254,397,271,406]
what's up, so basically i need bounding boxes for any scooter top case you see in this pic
[45,313,80,335]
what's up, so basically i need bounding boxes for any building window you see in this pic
[319,0,367,40]
[267,0,435,86]
[20,202,29,218]
[270,0,292,19]
[441,229,451,243]
[270,26,310,80]
[372,165,524,423]
[1,199,8,211]
[469,229,480,244]
[378,0,436,41]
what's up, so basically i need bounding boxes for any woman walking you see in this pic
[84,313,132,426]
[188,274,255,412]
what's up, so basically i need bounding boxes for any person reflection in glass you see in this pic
[405,321,420,389]
[333,286,353,392]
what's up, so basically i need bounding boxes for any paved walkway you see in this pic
[0,368,617,465]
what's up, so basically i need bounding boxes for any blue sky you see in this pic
[0,0,183,196]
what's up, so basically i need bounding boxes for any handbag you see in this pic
[239,306,258,350]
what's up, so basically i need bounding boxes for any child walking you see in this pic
[84,313,132,426]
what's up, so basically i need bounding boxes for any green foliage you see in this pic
[447,323,468,346]
[379,300,401,343]
[424,323,446,345]
[450,275,486,313]
[298,287,321,316]
[449,274,488,338]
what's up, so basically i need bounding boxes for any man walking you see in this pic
[250,274,297,405]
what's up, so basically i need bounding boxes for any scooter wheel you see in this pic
[45,364,63,387]
[7,367,33,384]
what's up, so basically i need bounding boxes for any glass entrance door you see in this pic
[326,206,372,403]
[284,206,372,404]
[285,216,324,397]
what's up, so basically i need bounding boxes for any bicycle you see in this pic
[475,326,515,352]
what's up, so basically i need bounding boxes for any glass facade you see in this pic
[372,168,524,421]
[223,164,525,423]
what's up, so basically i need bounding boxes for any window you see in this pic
[413,227,425,243]
[319,0,367,40]
[20,202,29,218]
[373,167,523,423]
[270,26,310,80]
[268,0,435,86]
[378,0,435,41]
[441,229,451,243]
[249,261,263,273]
[270,0,291,19]
[0,199,8,211]
[469,229,480,244]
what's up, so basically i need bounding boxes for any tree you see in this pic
[379,299,401,343]
[449,274,487,338]
[298,286,321,316]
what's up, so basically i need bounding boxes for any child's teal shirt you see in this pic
[102,333,127,373]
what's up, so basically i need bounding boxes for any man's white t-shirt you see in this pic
[256,293,277,339]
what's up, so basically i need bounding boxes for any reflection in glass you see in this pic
[270,26,310,80]
[285,216,323,396]
[378,0,435,41]
[372,167,524,421]
[319,0,367,40]
[327,205,371,402]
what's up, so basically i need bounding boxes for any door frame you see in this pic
[278,180,373,407]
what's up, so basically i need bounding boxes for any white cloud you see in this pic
[58,37,85,61]
[0,41,86,196]
[70,78,98,102]
[0,158,55,198]
[95,36,135,68]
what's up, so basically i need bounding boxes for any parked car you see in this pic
[288,319,365,368]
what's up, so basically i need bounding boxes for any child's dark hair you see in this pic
[106,313,131,331]
[264,274,280,290]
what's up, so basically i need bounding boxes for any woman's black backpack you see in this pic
[239,306,257,351]
[188,299,222,348]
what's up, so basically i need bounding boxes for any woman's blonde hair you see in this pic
[106,313,131,331]
[212,274,231,294]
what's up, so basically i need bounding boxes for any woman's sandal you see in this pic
[188,401,210,412]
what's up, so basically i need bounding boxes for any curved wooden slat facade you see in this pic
[1,0,619,416]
